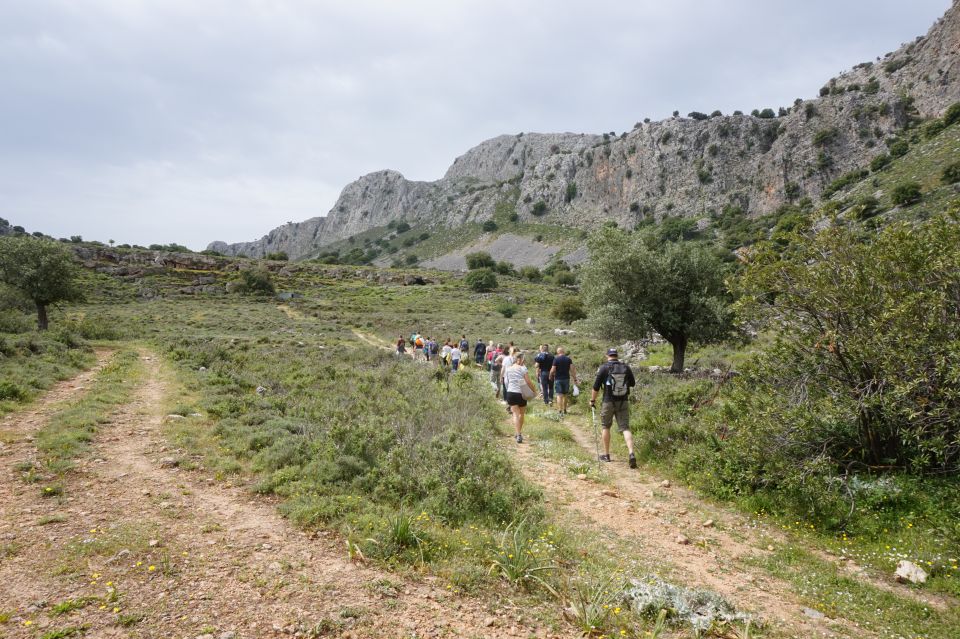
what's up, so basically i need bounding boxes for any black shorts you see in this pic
[505,392,527,407]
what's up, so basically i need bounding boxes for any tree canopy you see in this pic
[579,227,733,372]
[0,236,82,330]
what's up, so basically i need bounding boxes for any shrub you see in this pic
[551,297,586,324]
[944,102,960,127]
[688,111,709,120]
[394,221,411,233]
[494,261,515,276]
[464,268,498,292]
[518,266,542,282]
[481,220,498,232]
[235,269,275,295]
[265,251,288,261]
[564,182,577,203]
[941,161,960,185]
[465,252,495,270]
[552,271,576,286]
[887,138,909,158]
[495,300,518,318]
[870,153,892,172]
[531,201,548,216]
[812,127,839,147]
[850,195,880,220]
[890,181,922,206]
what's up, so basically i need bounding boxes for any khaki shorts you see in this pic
[600,400,630,432]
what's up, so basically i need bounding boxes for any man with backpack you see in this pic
[589,348,638,468]
[549,347,577,416]
[534,344,555,406]
[474,338,487,367]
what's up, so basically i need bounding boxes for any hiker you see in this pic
[451,343,462,371]
[549,347,578,416]
[499,346,516,406]
[396,334,406,357]
[459,334,469,356]
[590,348,638,468]
[429,338,440,363]
[414,334,425,360]
[474,338,487,366]
[504,351,536,443]
[490,343,503,392]
[534,344,555,406]
[440,340,452,367]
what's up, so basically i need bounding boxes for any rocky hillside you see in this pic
[209,1,960,260]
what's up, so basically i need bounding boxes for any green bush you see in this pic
[495,300,518,318]
[941,161,960,185]
[465,252,495,270]
[265,251,288,261]
[870,153,891,172]
[890,181,922,206]
[812,127,839,147]
[564,183,577,203]
[552,271,576,286]
[551,297,587,324]
[481,220,498,232]
[465,268,498,292]
[234,269,276,295]
[531,201,548,216]
[518,266,542,282]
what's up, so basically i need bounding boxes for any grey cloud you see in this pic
[0,0,950,248]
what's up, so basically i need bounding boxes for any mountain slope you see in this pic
[209,1,960,261]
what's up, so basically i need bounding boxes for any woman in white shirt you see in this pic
[503,351,536,443]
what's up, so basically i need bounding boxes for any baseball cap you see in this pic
[607,348,618,356]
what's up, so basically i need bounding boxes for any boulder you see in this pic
[894,560,928,584]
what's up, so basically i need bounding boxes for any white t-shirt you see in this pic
[504,365,529,393]
[451,347,462,361]
[441,345,451,357]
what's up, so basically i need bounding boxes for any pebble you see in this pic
[802,607,826,620]
[660,480,671,488]
[702,519,714,528]
[219,633,236,639]
[159,457,179,468]
[149,539,160,547]
[600,489,619,498]
[576,473,587,481]
[675,535,690,545]
[484,617,495,627]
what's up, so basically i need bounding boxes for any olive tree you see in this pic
[580,227,733,372]
[0,236,82,330]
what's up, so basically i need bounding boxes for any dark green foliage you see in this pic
[551,297,586,324]
[465,252,495,270]
[754,108,776,119]
[942,161,960,185]
[734,213,960,472]
[890,181,922,206]
[464,268,498,292]
[887,138,909,158]
[518,266,542,282]
[149,243,190,252]
[863,78,881,95]
[944,102,960,127]
[494,261,515,277]
[0,237,83,330]
[696,168,712,184]
[688,111,709,121]
[394,221,411,233]
[552,271,576,286]
[870,153,892,172]
[823,169,869,199]
[784,182,801,200]
[883,56,911,74]
[655,216,698,243]
[564,182,578,203]
[580,227,733,372]
[235,269,275,295]
[812,127,839,147]
[481,220,498,232]
[849,195,881,220]
[495,300,518,318]
[265,251,289,261]
[531,201,548,216]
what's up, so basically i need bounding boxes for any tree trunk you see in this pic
[36,302,48,331]
[668,334,687,373]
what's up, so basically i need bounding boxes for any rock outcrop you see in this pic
[209,2,960,261]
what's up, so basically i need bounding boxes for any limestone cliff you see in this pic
[209,1,960,260]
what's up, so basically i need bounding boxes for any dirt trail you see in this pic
[0,351,562,639]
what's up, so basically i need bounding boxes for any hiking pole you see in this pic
[591,405,600,475]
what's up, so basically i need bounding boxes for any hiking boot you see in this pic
[629,454,637,469]
[599,454,611,462]
[516,434,523,444]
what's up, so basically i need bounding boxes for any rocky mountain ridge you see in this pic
[209,1,960,260]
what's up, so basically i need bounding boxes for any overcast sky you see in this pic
[1,0,951,249]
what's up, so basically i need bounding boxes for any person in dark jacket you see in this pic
[589,348,638,468]
[474,338,487,366]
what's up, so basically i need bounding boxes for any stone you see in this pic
[554,328,577,336]
[702,520,714,528]
[219,633,236,639]
[484,617,495,627]
[675,535,690,545]
[802,607,825,620]
[894,560,928,584]
[525,317,535,325]
[600,489,620,498]
[166,414,185,421]
[255,385,267,395]
[159,457,179,469]
[505,326,514,334]
[660,480,671,488]
[148,539,160,547]
[576,474,588,481]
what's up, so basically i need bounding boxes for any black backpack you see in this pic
[607,361,630,399]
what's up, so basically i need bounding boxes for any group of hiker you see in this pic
[397,333,638,467]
